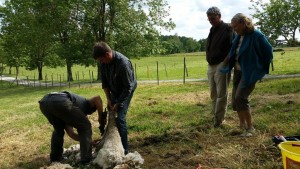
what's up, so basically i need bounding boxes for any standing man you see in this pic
[93,41,137,155]
[206,7,234,127]
[39,91,104,165]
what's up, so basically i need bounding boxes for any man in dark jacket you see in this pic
[93,41,137,155]
[39,91,103,164]
[206,7,235,127]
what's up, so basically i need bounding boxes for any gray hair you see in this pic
[231,13,254,33]
[206,6,221,16]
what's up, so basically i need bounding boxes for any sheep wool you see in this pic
[93,111,125,169]
[39,162,73,169]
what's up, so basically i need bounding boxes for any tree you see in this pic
[198,39,207,51]
[160,35,201,54]
[180,37,200,53]
[160,35,183,54]
[83,0,175,80]
[250,0,300,46]
[0,0,175,81]
[48,0,94,81]
[0,0,56,80]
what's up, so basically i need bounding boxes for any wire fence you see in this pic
[1,50,300,88]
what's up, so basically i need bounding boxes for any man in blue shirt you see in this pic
[93,41,137,155]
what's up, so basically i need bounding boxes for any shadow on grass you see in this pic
[16,156,48,169]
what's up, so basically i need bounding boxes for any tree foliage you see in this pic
[0,0,175,80]
[250,0,300,46]
[160,35,200,54]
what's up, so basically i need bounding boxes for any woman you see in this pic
[222,13,273,137]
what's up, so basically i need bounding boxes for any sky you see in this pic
[160,0,256,40]
[0,0,298,41]
[161,0,300,40]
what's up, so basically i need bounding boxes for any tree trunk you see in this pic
[0,63,3,75]
[67,61,73,82]
[15,66,19,77]
[37,63,43,80]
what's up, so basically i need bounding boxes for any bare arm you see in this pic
[89,95,104,124]
[65,125,79,141]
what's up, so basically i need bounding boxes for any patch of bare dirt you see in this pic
[163,91,210,105]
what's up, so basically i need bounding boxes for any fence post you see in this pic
[92,71,94,82]
[33,74,36,88]
[45,74,48,88]
[183,57,186,84]
[27,76,29,87]
[16,74,18,86]
[89,70,92,87]
[163,63,168,78]
[185,58,189,77]
[60,75,62,88]
[51,73,54,87]
[147,65,149,78]
[77,71,80,88]
[134,63,137,80]
[156,61,159,85]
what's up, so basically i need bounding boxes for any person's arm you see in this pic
[113,63,136,112]
[223,27,236,64]
[257,35,273,74]
[65,125,79,141]
[89,95,104,124]
[103,88,112,111]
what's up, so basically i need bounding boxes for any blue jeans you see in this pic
[111,91,134,154]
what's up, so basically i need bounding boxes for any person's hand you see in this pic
[219,66,229,74]
[107,100,112,111]
[112,104,119,112]
[98,116,101,125]
[92,139,101,146]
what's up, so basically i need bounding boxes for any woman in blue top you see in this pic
[222,13,273,137]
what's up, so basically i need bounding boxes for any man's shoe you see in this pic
[80,159,92,166]
[240,128,255,137]
[240,130,252,137]
[247,127,256,133]
[214,120,226,128]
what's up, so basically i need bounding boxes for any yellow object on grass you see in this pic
[278,141,300,169]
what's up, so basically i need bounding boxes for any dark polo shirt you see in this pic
[206,21,234,65]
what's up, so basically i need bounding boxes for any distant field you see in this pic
[1,47,300,83]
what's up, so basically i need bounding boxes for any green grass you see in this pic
[2,47,300,83]
[0,77,300,168]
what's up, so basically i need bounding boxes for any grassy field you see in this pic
[2,47,300,84]
[0,76,299,168]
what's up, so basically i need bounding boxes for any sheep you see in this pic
[41,110,144,169]
[39,162,73,169]
[93,111,125,169]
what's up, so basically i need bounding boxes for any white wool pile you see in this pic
[39,162,73,169]
[113,151,144,169]
[93,111,125,169]
[41,111,144,169]
[63,144,81,163]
